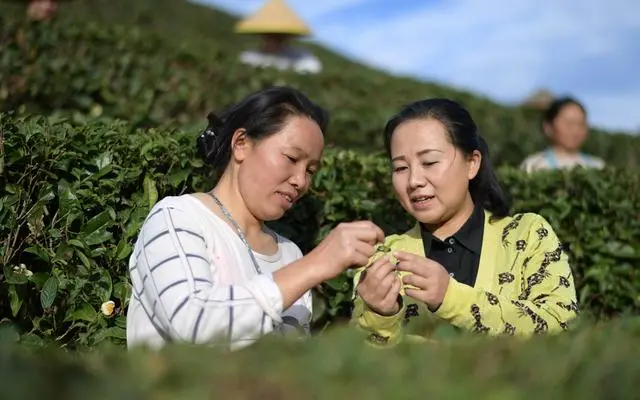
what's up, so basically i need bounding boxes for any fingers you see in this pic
[353,240,377,260]
[402,273,428,290]
[382,276,402,304]
[395,259,422,275]
[342,221,385,245]
[393,250,418,262]
[367,255,397,276]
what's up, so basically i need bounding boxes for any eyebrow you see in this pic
[391,148,441,162]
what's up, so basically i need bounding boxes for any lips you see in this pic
[410,194,435,203]
[276,191,298,205]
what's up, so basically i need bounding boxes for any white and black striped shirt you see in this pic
[126,195,311,351]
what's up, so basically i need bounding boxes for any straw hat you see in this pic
[234,0,312,36]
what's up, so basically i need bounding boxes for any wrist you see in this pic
[296,251,329,287]
[369,295,403,316]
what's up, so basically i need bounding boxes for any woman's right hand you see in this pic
[309,221,385,281]
[356,255,402,316]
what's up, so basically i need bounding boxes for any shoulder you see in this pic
[519,151,549,173]
[491,211,553,229]
[488,211,558,243]
[145,194,203,219]
[582,153,606,168]
[140,195,212,235]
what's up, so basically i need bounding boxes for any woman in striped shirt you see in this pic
[126,86,385,351]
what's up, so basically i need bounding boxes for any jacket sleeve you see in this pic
[350,260,407,348]
[434,214,579,336]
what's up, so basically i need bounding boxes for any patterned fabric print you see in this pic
[470,304,490,334]
[367,332,390,345]
[402,303,420,326]
[501,214,524,246]
[503,322,516,335]
[511,300,548,334]
[556,300,580,314]
[485,290,515,335]
[498,273,515,285]
[499,218,528,295]
[485,292,500,306]
[536,226,549,240]
[519,243,563,301]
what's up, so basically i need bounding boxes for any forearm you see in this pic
[272,253,325,310]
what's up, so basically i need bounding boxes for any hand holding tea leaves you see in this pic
[394,251,451,311]
[310,221,385,281]
[356,254,402,316]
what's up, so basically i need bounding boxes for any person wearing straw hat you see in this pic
[234,0,322,74]
[26,0,59,21]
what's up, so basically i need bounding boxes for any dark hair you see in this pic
[383,98,511,219]
[543,96,587,125]
[197,86,329,175]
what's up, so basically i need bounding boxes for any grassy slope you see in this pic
[1,0,638,167]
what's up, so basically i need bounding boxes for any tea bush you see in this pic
[1,114,639,348]
[1,317,640,399]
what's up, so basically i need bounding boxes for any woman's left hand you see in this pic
[394,251,451,311]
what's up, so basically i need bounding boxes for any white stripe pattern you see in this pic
[126,195,311,351]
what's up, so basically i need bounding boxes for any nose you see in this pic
[288,167,307,190]
[408,166,426,189]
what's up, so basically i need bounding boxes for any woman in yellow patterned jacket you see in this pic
[351,98,579,347]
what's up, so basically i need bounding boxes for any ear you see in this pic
[230,128,254,163]
[467,149,481,180]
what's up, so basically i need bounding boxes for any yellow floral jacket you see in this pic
[351,211,579,347]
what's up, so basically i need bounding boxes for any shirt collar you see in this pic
[420,204,484,254]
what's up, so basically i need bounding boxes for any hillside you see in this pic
[1,0,638,167]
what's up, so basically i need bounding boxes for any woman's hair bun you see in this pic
[196,112,226,166]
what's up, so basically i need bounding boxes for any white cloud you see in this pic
[198,0,640,133]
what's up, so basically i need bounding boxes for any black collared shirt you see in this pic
[420,205,485,287]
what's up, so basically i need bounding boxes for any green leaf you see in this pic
[95,151,112,170]
[68,239,86,249]
[3,266,29,285]
[24,245,50,263]
[167,168,190,187]
[94,270,113,303]
[8,286,23,317]
[40,277,59,309]
[64,302,97,323]
[81,210,113,235]
[143,174,158,210]
[19,333,46,348]
[92,326,126,344]
[115,240,132,261]
[75,249,92,269]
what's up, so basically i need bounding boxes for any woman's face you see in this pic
[389,118,480,226]
[545,103,588,152]
[234,115,325,222]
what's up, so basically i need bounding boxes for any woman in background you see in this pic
[520,97,605,173]
[351,98,579,347]
[127,86,384,351]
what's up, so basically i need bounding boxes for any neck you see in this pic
[550,145,579,157]
[211,172,263,238]
[423,195,475,240]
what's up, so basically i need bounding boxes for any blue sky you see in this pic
[195,0,640,133]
